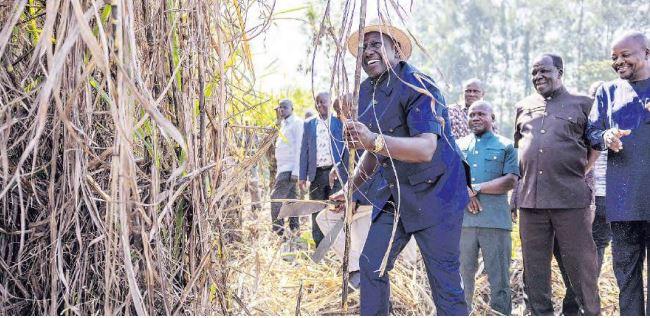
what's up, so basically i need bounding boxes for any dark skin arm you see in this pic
[585,149,601,174]
[329,151,378,210]
[344,120,438,163]
[475,173,518,195]
[467,174,517,213]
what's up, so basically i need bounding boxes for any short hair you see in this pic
[614,31,649,49]
[463,78,485,91]
[468,100,495,120]
[469,100,493,112]
[540,53,564,71]
[316,92,330,100]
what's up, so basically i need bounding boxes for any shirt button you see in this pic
[382,162,388,167]
[474,151,479,154]
[389,183,394,188]
[369,123,373,128]
[539,149,543,153]
[426,179,433,184]
[389,128,394,132]
[477,139,481,142]
[493,156,497,160]
[472,164,477,167]
[540,129,546,134]
[539,170,543,175]
[471,178,476,182]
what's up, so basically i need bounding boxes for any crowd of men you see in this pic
[268,24,650,315]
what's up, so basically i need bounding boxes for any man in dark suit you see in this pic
[298,92,344,247]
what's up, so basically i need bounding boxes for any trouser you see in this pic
[520,208,600,315]
[270,171,299,236]
[459,227,512,315]
[610,220,650,316]
[555,196,612,315]
[308,166,337,247]
[359,204,467,316]
[316,206,418,272]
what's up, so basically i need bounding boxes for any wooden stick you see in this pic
[342,0,367,312]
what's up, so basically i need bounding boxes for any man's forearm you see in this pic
[374,133,437,163]
[349,151,378,190]
[585,148,601,173]
[477,174,518,195]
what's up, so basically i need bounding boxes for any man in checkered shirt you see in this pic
[448,78,486,139]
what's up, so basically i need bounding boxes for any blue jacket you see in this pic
[334,150,391,208]
[299,116,344,182]
[586,78,650,221]
[358,61,469,232]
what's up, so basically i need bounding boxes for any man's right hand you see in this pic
[604,128,631,152]
[329,189,347,213]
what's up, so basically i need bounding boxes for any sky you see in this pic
[249,0,313,93]
[249,0,403,94]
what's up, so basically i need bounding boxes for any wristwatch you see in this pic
[471,183,482,194]
[373,133,385,153]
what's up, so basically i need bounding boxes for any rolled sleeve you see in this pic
[587,86,609,151]
[405,82,443,137]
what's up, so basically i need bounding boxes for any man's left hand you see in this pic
[467,197,482,214]
[344,120,375,150]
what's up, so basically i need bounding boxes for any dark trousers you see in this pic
[520,208,601,315]
[460,227,512,315]
[359,205,468,316]
[308,166,337,247]
[270,171,299,236]
[555,196,612,315]
[610,220,650,316]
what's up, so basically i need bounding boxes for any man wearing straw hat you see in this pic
[333,23,470,315]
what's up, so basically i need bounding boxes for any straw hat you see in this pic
[346,24,412,60]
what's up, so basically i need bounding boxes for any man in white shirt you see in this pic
[271,99,304,237]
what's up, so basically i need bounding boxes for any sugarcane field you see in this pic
[2,0,650,316]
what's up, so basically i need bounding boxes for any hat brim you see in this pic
[347,24,412,60]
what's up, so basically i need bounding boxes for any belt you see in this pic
[316,165,333,171]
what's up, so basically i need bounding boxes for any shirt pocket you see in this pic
[484,148,505,175]
[407,164,445,194]
[379,114,406,136]
[554,112,584,131]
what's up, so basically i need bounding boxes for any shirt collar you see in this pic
[474,130,494,141]
[539,86,568,101]
[369,61,405,96]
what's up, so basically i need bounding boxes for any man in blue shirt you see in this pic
[332,24,470,315]
[298,92,344,246]
[456,101,518,315]
[586,31,650,315]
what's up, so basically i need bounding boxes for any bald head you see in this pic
[611,31,650,81]
[468,100,495,135]
[315,92,331,119]
[613,31,649,50]
[462,78,485,108]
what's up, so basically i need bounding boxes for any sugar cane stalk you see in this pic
[342,0,367,311]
